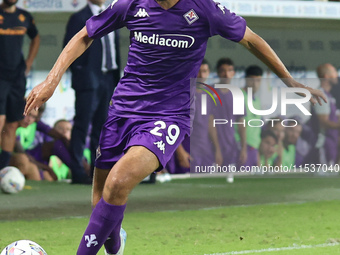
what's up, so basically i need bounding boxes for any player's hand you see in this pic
[215,149,223,166]
[306,86,327,106]
[25,60,33,76]
[24,80,55,116]
[239,147,247,165]
[177,149,191,169]
[25,66,31,77]
[288,80,327,106]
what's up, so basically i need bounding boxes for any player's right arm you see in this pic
[24,26,93,115]
[238,27,326,106]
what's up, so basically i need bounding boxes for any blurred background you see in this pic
[19,0,340,125]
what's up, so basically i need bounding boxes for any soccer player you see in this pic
[49,119,73,181]
[258,129,278,168]
[0,0,40,169]
[49,119,92,180]
[307,63,339,166]
[214,58,247,168]
[24,0,326,254]
[281,119,311,167]
[168,59,216,174]
[236,65,263,168]
[264,118,285,167]
[10,109,43,180]
[191,59,219,169]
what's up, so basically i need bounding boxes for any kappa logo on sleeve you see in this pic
[217,3,225,14]
[213,1,226,14]
[183,9,199,25]
[110,0,118,9]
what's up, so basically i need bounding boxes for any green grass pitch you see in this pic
[1,176,340,254]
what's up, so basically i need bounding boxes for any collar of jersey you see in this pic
[148,0,183,10]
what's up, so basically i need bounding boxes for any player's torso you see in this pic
[0,8,31,69]
[0,8,30,38]
[110,0,214,118]
[125,0,210,64]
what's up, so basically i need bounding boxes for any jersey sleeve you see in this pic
[203,0,246,42]
[26,12,38,39]
[86,0,132,39]
[36,120,52,135]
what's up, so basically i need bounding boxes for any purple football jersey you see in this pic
[308,90,338,164]
[323,91,338,163]
[86,0,246,122]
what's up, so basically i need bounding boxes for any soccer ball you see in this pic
[0,166,25,194]
[0,240,47,255]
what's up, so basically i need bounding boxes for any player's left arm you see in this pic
[25,34,40,76]
[238,27,327,106]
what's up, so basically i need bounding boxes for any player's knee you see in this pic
[3,123,18,136]
[5,121,18,130]
[104,178,130,201]
[11,153,28,166]
[0,115,5,127]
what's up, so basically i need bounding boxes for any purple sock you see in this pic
[104,205,126,254]
[53,140,72,166]
[77,198,126,255]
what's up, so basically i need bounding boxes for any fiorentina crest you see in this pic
[183,9,199,25]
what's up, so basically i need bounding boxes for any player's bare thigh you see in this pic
[92,167,109,206]
[92,146,160,206]
[0,115,5,131]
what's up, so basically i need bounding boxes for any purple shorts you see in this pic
[95,116,190,170]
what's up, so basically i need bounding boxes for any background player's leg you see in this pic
[1,75,26,169]
[0,121,19,169]
[0,115,5,145]
[10,153,41,180]
[1,121,19,151]
[77,146,159,255]
[0,78,10,152]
